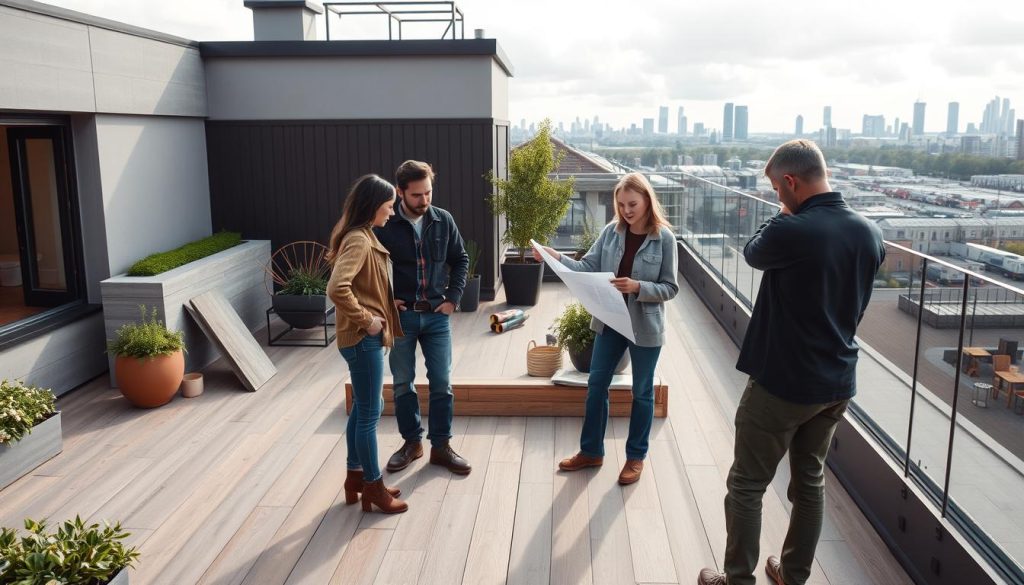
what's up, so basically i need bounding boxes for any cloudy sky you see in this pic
[45,0,1024,134]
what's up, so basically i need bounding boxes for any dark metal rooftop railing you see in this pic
[323,1,465,40]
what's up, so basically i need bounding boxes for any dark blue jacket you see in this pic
[373,205,469,308]
[736,192,885,404]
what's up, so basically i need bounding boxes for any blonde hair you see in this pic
[614,172,671,235]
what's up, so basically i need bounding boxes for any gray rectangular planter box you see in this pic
[108,569,129,585]
[101,240,272,386]
[0,412,62,490]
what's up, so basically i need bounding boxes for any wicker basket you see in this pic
[527,340,563,377]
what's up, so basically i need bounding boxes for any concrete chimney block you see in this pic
[244,0,324,41]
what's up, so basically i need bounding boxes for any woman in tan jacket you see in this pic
[327,174,407,514]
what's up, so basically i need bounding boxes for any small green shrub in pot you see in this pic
[0,516,140,584]
[108,306,186,409]
[0,380,56,445]
[552,302,595,355]
[107,306,185,359]
[278,266,328,296]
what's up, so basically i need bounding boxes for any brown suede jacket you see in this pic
[327,227,403,349]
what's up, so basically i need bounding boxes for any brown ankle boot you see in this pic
[344,470,401,505]
[361,479,408,514]
[617,460,643,485]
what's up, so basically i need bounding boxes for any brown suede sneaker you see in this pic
[697,568,727,585]
[765,555,786,585]
[558,452,603,471]
[617,459,643,485]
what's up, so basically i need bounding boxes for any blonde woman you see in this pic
[534,172,678,485]
[327,174,407,513]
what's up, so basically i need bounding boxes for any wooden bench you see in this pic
[344,378,668,417]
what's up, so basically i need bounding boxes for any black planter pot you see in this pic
[568,341,631,374]
[500,260,544,306]
[272,294,329,329]
[460,275,481,312]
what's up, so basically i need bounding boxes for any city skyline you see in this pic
[35,0,1024,134]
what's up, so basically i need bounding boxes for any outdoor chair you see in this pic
[992,354,1012,400]
[997,338,1019,364]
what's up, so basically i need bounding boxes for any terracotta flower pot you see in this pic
[115,350,185,408]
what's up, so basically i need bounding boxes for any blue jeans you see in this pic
[390,311,454,447]
[340,334,385,482]
[580,327,662,461]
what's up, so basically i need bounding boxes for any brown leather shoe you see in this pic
[430,442,472,475]
[386,440,424,472]
[618,459,643,485]
[558,452,603,472]
[697,568,727,585]
[765,555,786,585]
[361,479,408,514]
[343,469,400,504]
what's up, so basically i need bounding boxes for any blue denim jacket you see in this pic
[559,222,679,347]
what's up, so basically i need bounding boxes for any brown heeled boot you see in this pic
[344,470,401,505]
[361,479,408,514]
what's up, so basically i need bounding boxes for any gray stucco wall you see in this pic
[0,3,205,117]
[491,59,509,122]
[94,114,213,276]
[204,55,500,120]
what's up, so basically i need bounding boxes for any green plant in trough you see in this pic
[126,231,241,276]
[0,516,140,584]
[0,380,56,445]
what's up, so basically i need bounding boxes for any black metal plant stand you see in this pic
[266,306,336,347]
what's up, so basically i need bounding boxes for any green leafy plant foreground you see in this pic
[487,119,575,261]
[552,301,595,354]
[0,516,139,584]
[126,231,241,276]
[277,266,328,296]
[107,306,185,360]
[0,380,56,446]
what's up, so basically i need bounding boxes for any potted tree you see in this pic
[0,516,140,584]
[488,119,575,305]
[268,241,330,330]
[107,306,185,408]
[574,215,600,260]
[459,239,482,312]
[0,380,60,490]
[552,302,629,374]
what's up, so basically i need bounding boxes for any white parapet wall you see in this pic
[100,240,271,385]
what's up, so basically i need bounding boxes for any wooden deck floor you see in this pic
[0,282,911,585]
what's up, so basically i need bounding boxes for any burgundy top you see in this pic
[617,229,647,302]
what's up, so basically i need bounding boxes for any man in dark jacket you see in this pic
[700,140,885,585]
[374,160,472,475]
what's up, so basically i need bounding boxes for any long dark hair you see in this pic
[326,174,396,262]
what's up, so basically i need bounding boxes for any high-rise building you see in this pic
[723,102,734,141]
[913,101,926,136]
[893,117,900,137]
[734,106,748,140]
[1017,120,1024,161]
[679,116,688,136]
[677,106,686,135]
[826,127,837,147]
[961,135,982,155]
[658,106,669,134]
[643,118,654,135]
[899,122,911,142]
[862,114,886,138]
[947,102,959,136]
[693,122,705,137]
[823,105,832,129]
[795,115,804,136]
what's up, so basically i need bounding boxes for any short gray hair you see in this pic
[764,139,826,181]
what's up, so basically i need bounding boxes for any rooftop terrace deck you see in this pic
[0,282,911,585]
